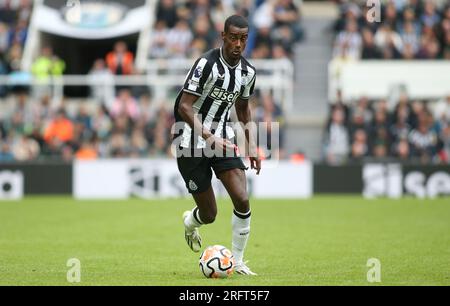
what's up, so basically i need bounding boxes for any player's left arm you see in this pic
[235,96,261,175]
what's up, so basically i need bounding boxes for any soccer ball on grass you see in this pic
[199,245,234,278]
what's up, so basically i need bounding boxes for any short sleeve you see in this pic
[182,57,210,96]
[241,74,256,100]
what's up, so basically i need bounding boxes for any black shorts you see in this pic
[177,153,247,194]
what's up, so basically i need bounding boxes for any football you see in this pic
[199,245,234,278]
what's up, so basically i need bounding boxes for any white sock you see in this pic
[232,209,251,264]
[184,207,203,233]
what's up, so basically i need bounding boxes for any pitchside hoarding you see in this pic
[0,163,72,199]
[73,159,313,199]
[314,163,450,198]
[1,161,448,199]
[363,164,450,199]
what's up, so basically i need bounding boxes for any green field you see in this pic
[0,196,449,286]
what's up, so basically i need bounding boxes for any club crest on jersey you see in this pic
[209,86,240,103]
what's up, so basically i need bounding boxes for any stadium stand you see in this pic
[324,0,450,165]
[323,93,449,165]
[150,0,303,60]
[333,0,450,60]
[0,0,299,162]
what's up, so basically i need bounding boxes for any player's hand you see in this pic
[249,156,261,175]
[207,136,235,152]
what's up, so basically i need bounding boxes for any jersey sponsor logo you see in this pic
[209,86,240,103]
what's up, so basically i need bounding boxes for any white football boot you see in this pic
[183,211,202,252]
[234,261,257,276]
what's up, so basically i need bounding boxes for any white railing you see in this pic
[0,58,295,110]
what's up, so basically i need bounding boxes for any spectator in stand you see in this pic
[443,30,450,59]
[333,0,450,60]
[0,55,6,97]
[6,43,29,95]
[369,109,390,154]
[252,92,285,159]
[400,22,420,58]
[31,47,65,98]
[88,58,114,105]
[440,124,450,163]
[43,108,74,145]
[8,19,27,47]
[31,46,53,82]
[0,1,15,24]
[398,6,421,36]
[323,107,350,165]
[273,0,303,42]
[129,127,148,157]
[106,41,134,75]
[253,0,275,35]
[139,93,158,124]
[191,14,217,51]
[0,142,14,162]
[166,19,193,58]
[91,104,112,142]
[384,2,399,28]
[422,0,441,28]
[149,20,169,59]
[75,139,98,160]
[31,47,65,81]
[361,28,382,59]
[390,106,412,144]
[417,34,441,59]
[110,89,140,122]
[393,138,412,161]
[156,0,178,28]
[148,105,173,157]
[351,129,369,161]
[0,22,9,53]
[409,110,439,163]
[31,94,52,129]
[12,134,39,161]
[151,0,304,60]
[374,23,403,59]
[109,130,129,157]
[333,20,362,60]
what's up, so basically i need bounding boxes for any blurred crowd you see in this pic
[0,90,177,162]
[0,88,285,162]
[149,0,303,60]
[323,92,450,164]
[0,0,32,96]
[333,0,450,60]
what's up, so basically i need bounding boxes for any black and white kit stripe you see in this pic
[174,48,256,149]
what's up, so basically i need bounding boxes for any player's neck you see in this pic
[220,47,240,68]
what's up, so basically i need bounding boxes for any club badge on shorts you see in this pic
[189,180,198,191]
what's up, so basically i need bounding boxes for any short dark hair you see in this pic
[224,15,248,33]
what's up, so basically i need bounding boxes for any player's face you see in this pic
[222,25,248,62]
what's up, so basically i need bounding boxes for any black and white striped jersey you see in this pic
[173,47,256,149]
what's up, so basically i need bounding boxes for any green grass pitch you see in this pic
[0,196,449,286]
